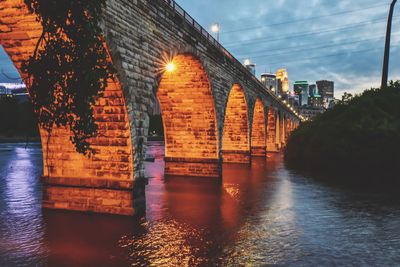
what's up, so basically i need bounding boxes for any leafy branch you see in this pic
[22,0,114,156]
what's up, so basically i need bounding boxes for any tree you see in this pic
[340,92,353,104]
[23,0,114,156]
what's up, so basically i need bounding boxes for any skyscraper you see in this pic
[293,81,309,106]
[316,80,334,109]
[276,68,289,95]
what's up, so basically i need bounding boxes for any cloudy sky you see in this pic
[0,0,399,98]
[174,0,399,98]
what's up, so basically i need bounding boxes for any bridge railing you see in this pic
[162,0,299,119]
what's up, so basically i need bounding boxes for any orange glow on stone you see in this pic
[0,2,134,215]
[222,84,250,163]
[266,108,277,152]
[158,54,219,177]
[251,98,266,157]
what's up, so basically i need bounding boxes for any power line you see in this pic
[232,34,386,57]
[236,35,391,60]
[224,17,389,48]
[221,2,389,34]
[256,45,396,67]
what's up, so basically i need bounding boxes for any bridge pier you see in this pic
[222,150,251,163]
[267,108,279,153]
[41,177,136,215]
[164,157,221,178]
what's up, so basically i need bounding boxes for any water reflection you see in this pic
[0,142,400,266]
[0,143,46,266]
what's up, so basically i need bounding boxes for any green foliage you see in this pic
[285,81,400,180]
[22,0,114,156]
[339,92,353,104]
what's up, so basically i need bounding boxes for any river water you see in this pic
[0,141,399,266]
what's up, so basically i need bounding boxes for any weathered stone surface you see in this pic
[0,0,300,215]
[251,98,266,157]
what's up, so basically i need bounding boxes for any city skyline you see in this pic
[175,0,399,97]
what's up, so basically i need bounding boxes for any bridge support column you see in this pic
[41,177,137,216]
[266,108,278,153]
[222,150,251,163]
[267,108,278,154]
[281,116,286,148]
[164,158,221,178]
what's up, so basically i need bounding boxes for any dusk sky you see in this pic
[0,0,399,98]
[174,0,399,97]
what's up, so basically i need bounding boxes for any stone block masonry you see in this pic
[0,0,300,215]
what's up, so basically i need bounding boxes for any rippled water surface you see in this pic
[1,142,400,266]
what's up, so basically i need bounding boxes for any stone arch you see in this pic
[266,107,278,153]
[222,84,250,163]
[251,98,266,157]
[157,53,219,177]
[0,3,135,215]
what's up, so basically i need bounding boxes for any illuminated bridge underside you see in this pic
[158,54,219,177]
[251,98,266,157]
[222,84,250,163]
[0,0,300,215]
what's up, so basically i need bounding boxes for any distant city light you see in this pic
[0,83,25,89]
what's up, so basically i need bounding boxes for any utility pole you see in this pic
[381,0,397,89]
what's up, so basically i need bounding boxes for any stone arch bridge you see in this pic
[0,0,300,215]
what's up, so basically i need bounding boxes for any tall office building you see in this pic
[293,81,309,106]
[260,73,277,94]
[316,80,334,108]
[308,84,317,96]
[276,68,289,95]
[307,84,322,108]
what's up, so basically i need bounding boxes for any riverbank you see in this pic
[0,136,40,144]
[284,81,400,187]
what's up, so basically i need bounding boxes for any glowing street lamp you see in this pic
[165,62,176,73]
[244,58,251,66]
[211,23,220,42]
